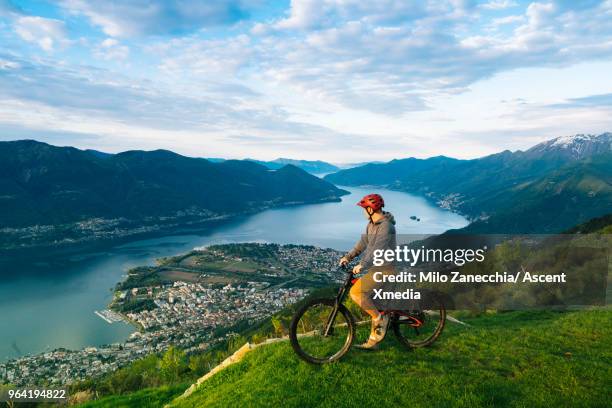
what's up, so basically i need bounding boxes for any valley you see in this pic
[0,140,348,253]
[326,133,612,233]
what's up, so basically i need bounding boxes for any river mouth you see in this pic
[0,186,468,362]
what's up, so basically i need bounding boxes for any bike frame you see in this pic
[323,266,353,336]
[322,266,426,336]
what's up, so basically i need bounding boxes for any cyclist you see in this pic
[339,193,396,349]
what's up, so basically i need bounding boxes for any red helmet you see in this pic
[357,193,384,211]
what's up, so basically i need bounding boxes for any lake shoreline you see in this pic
[0,196,347,277]
[340,183,476,222]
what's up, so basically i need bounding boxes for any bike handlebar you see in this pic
[338,264,352,274]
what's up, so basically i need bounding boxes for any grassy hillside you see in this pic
[156,309,611,408]
[461,154,612,233]
[77,383,188,408]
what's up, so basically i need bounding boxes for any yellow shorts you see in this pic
[357,266,395,294]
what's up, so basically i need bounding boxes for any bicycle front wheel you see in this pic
[290,298,355,364]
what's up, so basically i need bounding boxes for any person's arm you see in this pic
[358,222,395,269]
[342,233,368,263]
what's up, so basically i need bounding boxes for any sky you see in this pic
[0,0,612,162]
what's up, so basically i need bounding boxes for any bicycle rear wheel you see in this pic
[392,295,446,348]
[290,298,355,364]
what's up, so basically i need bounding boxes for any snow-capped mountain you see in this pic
[527,132,611,160]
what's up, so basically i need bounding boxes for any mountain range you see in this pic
[206,157,340,175]
[0,140,347,231]
[325,133,612,233]
[248,158,340,174]
[2,132,610,240]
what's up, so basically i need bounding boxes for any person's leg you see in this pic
[350,272,389,349]
[349,278,379,320]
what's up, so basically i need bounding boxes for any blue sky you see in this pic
[1,0,612,161]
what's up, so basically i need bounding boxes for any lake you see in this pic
[0,186,467,362]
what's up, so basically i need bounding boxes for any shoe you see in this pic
[355,314,389,350]
[372,314,390,339]
[355,335,380,350]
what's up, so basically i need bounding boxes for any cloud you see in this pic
[267,0,451,31]
[548,93,612,108]
[489,14,524,27]
[156,34,254,77]
[0,54,254,129]
[157,0,612,116]
[60,0,258,37]
[94,38,130,60]
[0,123,104,145]
[481,0,518,10]
[0,59,19,69]
[14,16,68,51]
[0,0,20,16]
[0,54,379,160]
[242,0,612,115]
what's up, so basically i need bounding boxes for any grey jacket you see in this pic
[345,212,397,269]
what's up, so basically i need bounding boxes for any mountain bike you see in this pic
[289,265,446,364]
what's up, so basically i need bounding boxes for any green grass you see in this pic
[168,310,611,408]
[77,383,188,408]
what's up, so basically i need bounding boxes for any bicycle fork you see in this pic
[323,270,352,336]
[323,304,339,337]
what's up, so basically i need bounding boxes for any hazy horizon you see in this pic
[4,130,610,165]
